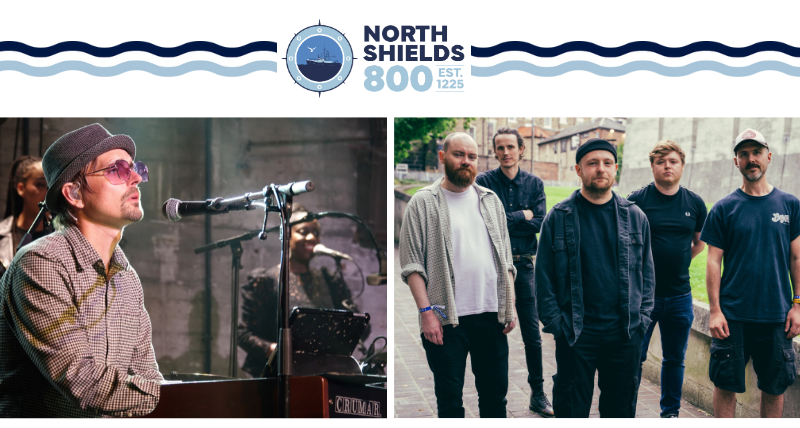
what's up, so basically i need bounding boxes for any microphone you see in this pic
[313,244,353,261]
[277,181,315,196]
[213,181,315,208]
[161,198,242,222]
[161,179,313,222]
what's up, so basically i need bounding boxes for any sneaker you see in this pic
[661,413,679,418]
[529,393,555,417]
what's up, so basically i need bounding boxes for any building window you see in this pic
[544,117,552,128]
[468,126,476,141]
[560,139,567,152]
[571,135,580,150]
[559,117,568,126]
[507,117,516,123]
[553,142,558,153]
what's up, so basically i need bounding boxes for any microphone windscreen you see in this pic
[162,198,182,222]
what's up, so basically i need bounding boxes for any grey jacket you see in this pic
[400,177,516,333]
[535,190,655,346]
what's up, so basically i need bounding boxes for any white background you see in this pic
[4,0,800,422]
[3,0,800,117]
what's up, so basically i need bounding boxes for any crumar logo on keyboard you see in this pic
[334,396,382,417]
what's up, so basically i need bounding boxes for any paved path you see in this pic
[393,245,712,418]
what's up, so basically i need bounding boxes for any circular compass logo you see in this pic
[286,23,353,93]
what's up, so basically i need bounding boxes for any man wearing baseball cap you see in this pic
[701,128,800,418]
[536,138,655,417]
[0,123,163,417]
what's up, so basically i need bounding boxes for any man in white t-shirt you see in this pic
[400,132,517,418]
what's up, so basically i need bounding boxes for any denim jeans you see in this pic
[421,312,509,418]
[513,258,544,395]
[637,291,694,416]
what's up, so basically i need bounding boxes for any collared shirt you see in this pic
[399,177,516,333]
[0,224,162,417]
[475,167,546,256]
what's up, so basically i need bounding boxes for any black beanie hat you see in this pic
[575,138,617,164]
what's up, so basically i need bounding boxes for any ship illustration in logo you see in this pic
[286,21,353,94]
[299,42,341,81]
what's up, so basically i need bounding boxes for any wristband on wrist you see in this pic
[419,305,448,319]
[793,297,800,304]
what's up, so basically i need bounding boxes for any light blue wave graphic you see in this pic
[471,60,800,77]
[0,60,277,76]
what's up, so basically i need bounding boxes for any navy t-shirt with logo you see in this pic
[700,187,800,323]
[628,183,707,298]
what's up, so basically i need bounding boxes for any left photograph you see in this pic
[0,118,388,418]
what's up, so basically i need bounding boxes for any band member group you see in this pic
[399,127,800,418]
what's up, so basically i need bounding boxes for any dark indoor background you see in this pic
[0,118,387,377]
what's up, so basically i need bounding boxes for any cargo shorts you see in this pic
[708,320,796,395]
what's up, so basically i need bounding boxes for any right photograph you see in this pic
[393,117,800,419]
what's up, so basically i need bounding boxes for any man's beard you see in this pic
[740,162,766,182]
[121,188,144,223]
[581,171,615,197]
[444,159,477,188]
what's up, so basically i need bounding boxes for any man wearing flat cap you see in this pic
[701,128,800,418]
[0,123,162,417]
[535,138,655,418]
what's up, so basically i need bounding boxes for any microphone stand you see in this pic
[16,202,51,252]
[192,184,300,418]
[194,231,248,379]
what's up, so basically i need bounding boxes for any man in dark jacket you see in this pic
[475,127,552,417]
[535,138,655,418]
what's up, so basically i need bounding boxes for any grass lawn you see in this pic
[689,248,709,303]
[407,186,424,196]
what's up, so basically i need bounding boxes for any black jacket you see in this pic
[535,190,655,346]
[475,168,546,256]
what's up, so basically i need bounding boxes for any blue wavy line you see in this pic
[0,41,277,58]
[471,41,800,58]
[0,61,277,77]
[471,61,800,77]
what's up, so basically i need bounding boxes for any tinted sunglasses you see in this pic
[87,160,149,184]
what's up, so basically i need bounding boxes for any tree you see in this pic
[615,141,625,184]
[394,118,473,165]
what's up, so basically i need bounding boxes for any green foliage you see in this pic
[615,142,625,183]
[394,118,473,165]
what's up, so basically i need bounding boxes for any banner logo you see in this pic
[286,23,353,93]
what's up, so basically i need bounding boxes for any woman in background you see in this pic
[237,204,367,378]
[0,156,52,277]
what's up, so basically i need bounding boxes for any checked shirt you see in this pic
[399,177,516,333]
[0,224,162,417]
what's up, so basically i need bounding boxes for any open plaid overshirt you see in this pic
[0,224,162,417]
[400,178,516,333]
